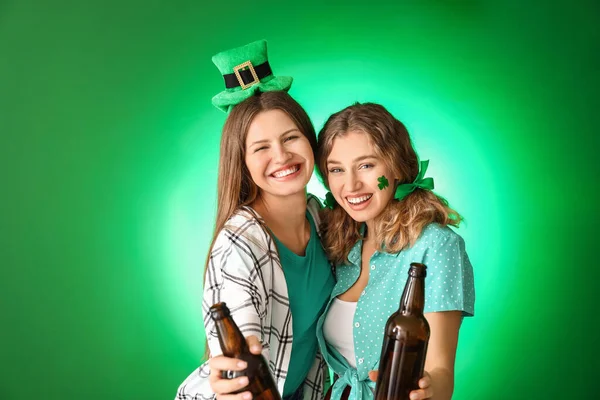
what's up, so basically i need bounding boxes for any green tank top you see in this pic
[273,212,335,396]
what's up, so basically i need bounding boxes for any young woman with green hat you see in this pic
[176,40,335,400]
[314,102,475,400]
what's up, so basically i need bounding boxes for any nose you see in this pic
[273,143,292,164]
[345,170,361,192]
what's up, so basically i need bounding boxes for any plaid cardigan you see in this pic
[176,195,330,400]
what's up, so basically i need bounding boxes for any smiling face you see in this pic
[244,109,314,200]
[326,131,398,225]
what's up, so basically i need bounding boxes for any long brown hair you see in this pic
[316,102,462,265]
[209,90,316,262]
[202,91,315,358]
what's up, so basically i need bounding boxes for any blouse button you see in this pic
[358,358,364,364]
[371,265,376,270]
[354,322,360,328]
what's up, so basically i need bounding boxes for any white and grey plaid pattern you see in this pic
[176,195,330,400]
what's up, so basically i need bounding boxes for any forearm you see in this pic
[428,367,454,400]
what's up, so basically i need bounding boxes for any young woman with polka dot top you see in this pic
[314,102,475,400]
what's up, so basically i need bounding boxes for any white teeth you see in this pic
[272,165,299,178]
[347,194,372,204]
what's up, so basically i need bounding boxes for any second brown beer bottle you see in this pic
[374,263,430,400]
[209,302,281,400]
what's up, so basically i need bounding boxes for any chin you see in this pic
[346,208,379,223]
[343,209,366,222]
[277,185,307,198]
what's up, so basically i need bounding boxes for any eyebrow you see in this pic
[327,155,377,165]
[248,129,301,147]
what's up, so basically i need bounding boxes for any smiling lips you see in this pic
[347,194,372,204]
[270,164,301,179]
[345,193,373,210]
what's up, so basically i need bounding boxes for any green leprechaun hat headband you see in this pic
[211,39,293,112]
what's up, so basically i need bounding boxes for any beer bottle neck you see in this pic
[399,275,425,315]
[214,317,250,356]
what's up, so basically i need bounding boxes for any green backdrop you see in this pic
[1,1,598,399]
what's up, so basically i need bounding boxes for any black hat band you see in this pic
[223,61,273,89]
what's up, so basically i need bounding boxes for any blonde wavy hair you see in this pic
[316,102,462,265]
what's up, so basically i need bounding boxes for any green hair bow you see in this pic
[323,191,337,210]
[394,160,435,201]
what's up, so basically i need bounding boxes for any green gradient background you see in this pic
[1,1,598,399]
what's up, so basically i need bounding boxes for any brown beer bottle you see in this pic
[374,263,430,400]
[209,302,281,400]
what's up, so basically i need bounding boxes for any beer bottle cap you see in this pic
[409,263,427,278]
[209,302,231,320]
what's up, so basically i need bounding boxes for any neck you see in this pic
[252,191,307,235]
[364,219,375,242]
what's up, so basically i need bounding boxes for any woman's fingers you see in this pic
[409,387,433,400]
[208,356,250,396]
[216,391,253,400]
[245,335,262,354]
[407,371,433,399]
[212,375,251,395]
[207,336,262,398]
[209,356,248,378]
[368,370,378,382]
[418,373,431,389]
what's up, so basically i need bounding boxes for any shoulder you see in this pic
[306,193,324,231]
[208,208,279,280]
[413,224,471,275]
[417,223,465,248]
[306,193,323,214]
[212,207,273,255]
[396,223,467,262]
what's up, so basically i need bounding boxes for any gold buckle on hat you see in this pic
[233,61,259,90]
